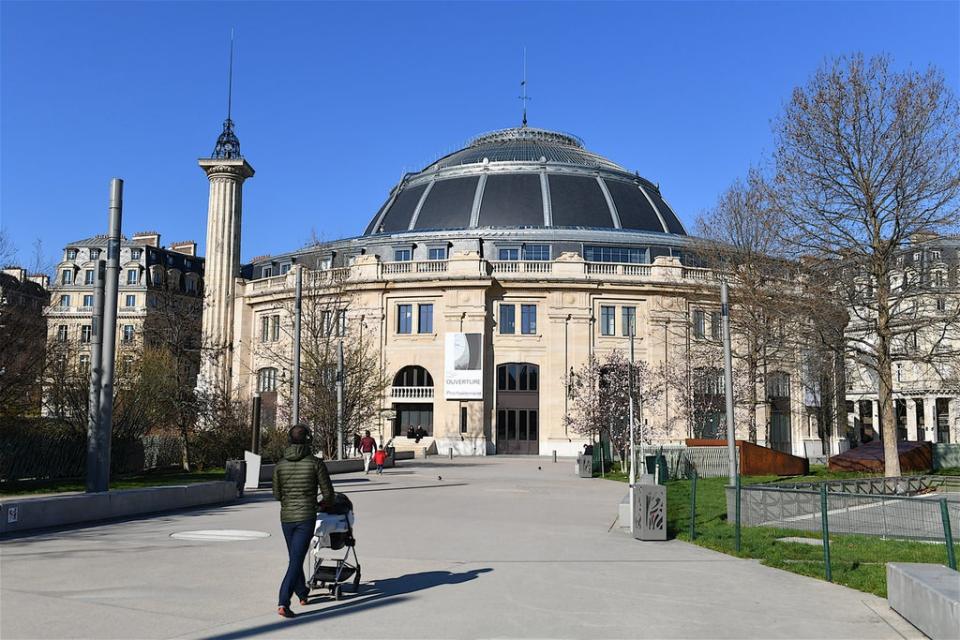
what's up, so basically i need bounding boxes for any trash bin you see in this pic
[632,484,667,541]
[225,459,247,498]
[644,455,669,484]
[577,454,593,478]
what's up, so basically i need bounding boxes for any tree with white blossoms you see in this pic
[564,350,662,464]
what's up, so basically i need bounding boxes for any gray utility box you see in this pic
[577,455,593,478]
[633,484,667,541]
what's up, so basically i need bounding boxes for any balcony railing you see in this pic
[585,263,652,277]
[490,261,553,275]
[381,260,448,276]
[390,386,435,399]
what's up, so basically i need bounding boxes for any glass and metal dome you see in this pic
[363,126,686,236]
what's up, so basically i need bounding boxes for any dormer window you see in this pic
[131,249,142,260]
[66,248,78,260]
[90,249,101,260]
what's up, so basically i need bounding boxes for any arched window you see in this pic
[393,365,433,387]
[497,363,539,392]
[258,367,278,393]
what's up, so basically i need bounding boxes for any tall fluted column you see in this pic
[197,158,254,401]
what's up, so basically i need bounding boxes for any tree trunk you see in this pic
[876,282,901,477]
[747,341,758,443]
[179,429,191,472]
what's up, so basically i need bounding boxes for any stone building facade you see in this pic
[845,235,960,444]
[0,267,50,416]
[43,232,204,402]
[198,124,844,458]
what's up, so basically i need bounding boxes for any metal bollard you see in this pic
[448,448,453,460]
[689,471,698,540]
[553,450,557,463]
[734,474,741,553]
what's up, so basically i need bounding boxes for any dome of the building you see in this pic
[363,126,686,236]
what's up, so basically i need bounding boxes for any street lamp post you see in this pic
[721,281,738,483]
[629,325,636,534]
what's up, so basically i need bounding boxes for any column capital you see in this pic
[198,158,255,180]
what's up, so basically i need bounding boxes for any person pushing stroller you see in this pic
[273,424,335,618]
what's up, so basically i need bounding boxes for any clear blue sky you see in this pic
[2,1,958,268]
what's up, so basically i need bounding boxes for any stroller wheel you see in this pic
[333,584,342,601]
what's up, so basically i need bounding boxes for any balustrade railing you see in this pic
[390,386,435,399]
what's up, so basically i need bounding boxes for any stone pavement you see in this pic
[1,457,921,639]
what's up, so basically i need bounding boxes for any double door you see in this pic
[496,408,539,454]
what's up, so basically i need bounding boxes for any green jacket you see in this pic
[272,444,335,523]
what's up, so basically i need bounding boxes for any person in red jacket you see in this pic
[373,445,387,475]
[359,430,376,474]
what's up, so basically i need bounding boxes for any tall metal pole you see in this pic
[292,266,302,425]
[721,281,737,484]
[85,259,106,493]
[96,178,123,492]
[629,327,636,534]
[336,338,344,460]
[251,393,262,454]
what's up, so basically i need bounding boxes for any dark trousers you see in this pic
[278,518,314,607]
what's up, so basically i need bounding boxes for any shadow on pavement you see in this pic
[198,568,493,640]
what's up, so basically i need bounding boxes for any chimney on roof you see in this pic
[2,267,26,282]
[170,240,197,257]
[132,231,161,247]
[28,273,50,289]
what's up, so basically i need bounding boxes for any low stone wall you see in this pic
[259,450,415,484]
[0,481,238,536]
[887,563,960,640]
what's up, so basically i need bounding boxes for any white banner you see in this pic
[444,332,483,400]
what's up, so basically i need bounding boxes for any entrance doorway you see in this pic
[768,371,792,454]
[495,363,539,454]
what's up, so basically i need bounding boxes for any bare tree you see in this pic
[772,53,960,476]
[564,350,661,463]
[0,228,16,266]
[255,267,389,459]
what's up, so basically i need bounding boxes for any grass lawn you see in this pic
[604,465,959,598]
[0,468,226,496]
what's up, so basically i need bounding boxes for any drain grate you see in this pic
[171,529,271,542]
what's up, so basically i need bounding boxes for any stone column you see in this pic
[923,396,937,442]
[197,158,255,400]
[950,398,959,444]
[906,398,919,441]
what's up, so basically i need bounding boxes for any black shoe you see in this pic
[278,606,295,618]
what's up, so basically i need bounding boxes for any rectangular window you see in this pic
[622,306,636,337]
[521,304,537,335]
[933,271,945,288]
[394,249,412,262]
[84,270,94,285]
[896,363,903,383]
[125,294,136,307]
[710,311,722,340]
[122,325,134,343]
[83,294,94,307]
[584,246,646,264]
[418,303,433,334]
[500,304,516,334]
[931,250,941,261]
[600,305,616,336]
[336,310,347,337]
[321,310,332,335]
[397,304,413,334]
[81,325,92,343]
[271,315,280,341]
[79,354,90,371]
[131,248,142,260]
[693,309,705,339]
[61,269,73,285]
[59,295,71,308]
[262,266,273,278]
[66,248,78,260]
[522,244,550,261]
[260,316,270,342]
[57,325,68,342]
[428,247,447,260]
[280,263,291,274]
[90,249,100,260]
[498,248,520,261]
[126,269,138,285]
[460,407,468,434]
[937,298,946,312]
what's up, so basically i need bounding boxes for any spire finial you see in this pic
[227,28,234,122]
[519,47,530,128]
[211,29,241,159]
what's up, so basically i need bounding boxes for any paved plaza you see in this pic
[1,458,921,639]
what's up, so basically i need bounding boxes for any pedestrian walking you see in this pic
[359,430,377,474]
[352,432,361,457]
[373,445,387,475]
[272,424,335,618]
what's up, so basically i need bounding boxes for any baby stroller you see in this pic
[307,492,361,600]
